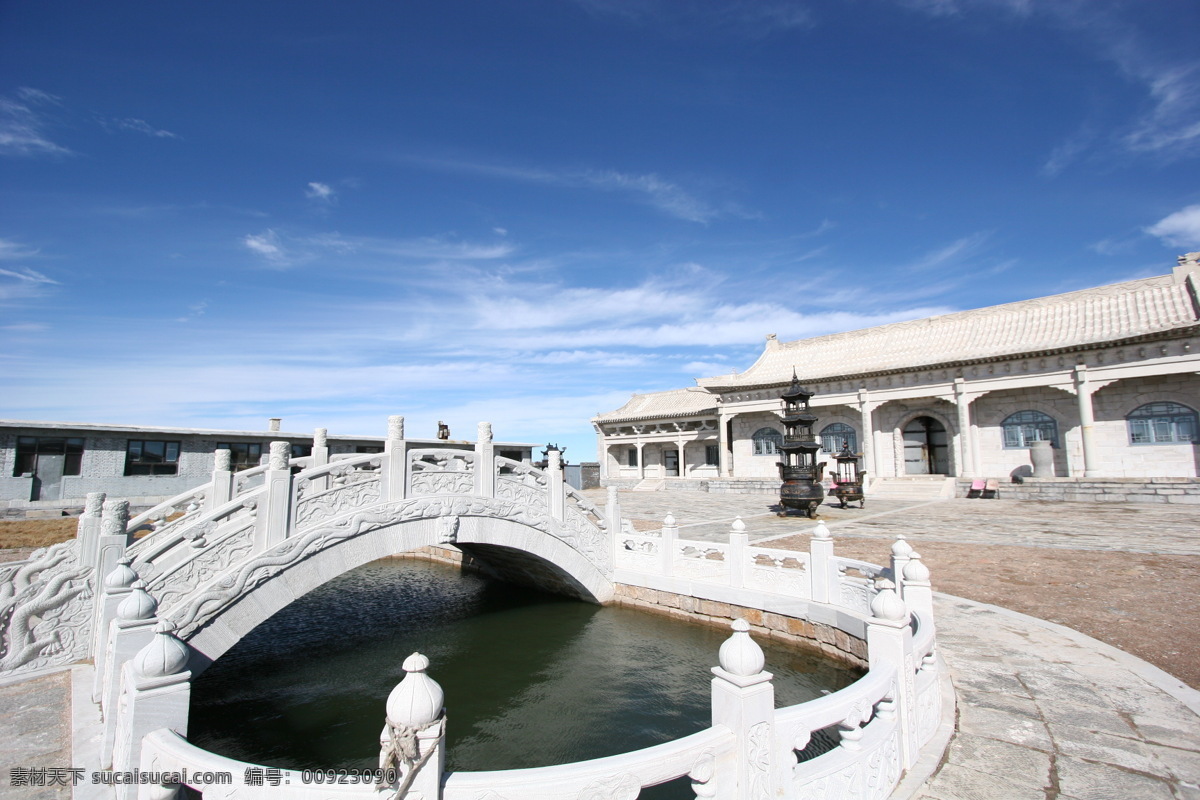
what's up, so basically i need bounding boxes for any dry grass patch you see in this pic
[0,518,79,551]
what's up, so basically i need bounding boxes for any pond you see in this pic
[189,558,862,796]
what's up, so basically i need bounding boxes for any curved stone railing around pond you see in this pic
[120,525,943,800]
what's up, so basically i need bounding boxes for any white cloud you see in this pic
[0,238,40,260]
[0,88,71,157]
[906,232,991,272]
[406,155,721,222]
[242,229,292,266]
[0,267,60,301]
[1146,205,1200,249]
[305,182,336,202]
[110,118,178,139]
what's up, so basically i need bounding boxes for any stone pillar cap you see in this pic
[386,652,444,728]
[718,618,765,677]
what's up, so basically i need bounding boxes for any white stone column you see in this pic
[77,491,105,574]
[866,581,917,769]
[636,441,646,480]
[101,581,159,765]
[382,415,407,501]
[310,427,330,492]
[727,517,747,589]
[379,653,445,800]
[474,421,495,498]
[1074,366,1099,477]
[660,512,677,577]
[97,499,132,588]
[254,441,292,552]
[677,437,687,478]
[92,557,137,702]
[953,379,974,478]
[111,621,192,799]
[606,486,623,564]
[710,619,775,799]
[547,448,565,520]
[808,522,835,603]
[208,449,233,510]
[717,411,732,478]
[857,391,877,479]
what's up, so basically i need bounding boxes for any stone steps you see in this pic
[866,476,955,501]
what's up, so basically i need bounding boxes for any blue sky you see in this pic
[2,0,1198,460]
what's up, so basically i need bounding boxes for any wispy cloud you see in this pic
[106,117,179,139]
[0,267,60,301]
[0,87,72,157]
[242,229,293,267]
[1145,205,1200,249]
[0,238,41,261]
[573,0,812,38]
[305,181,336,202]
[899,1,1200,166]
[905,231,991,272]
[406,155,721,222]
[241,228,516,269]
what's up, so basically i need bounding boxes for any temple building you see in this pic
[593,254,1200,489]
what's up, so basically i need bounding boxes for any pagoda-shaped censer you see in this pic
[777,372,826,518]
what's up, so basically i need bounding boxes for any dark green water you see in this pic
[189,559,860,785]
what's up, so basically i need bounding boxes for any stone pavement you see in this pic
[583,489,1200,555]
[0,671,72,799]
[915,595,1200,800]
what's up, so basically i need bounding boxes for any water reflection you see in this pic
[189,559,861,776]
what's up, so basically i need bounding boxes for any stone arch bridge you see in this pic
[0,417,616,680]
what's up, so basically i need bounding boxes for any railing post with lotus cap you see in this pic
[606,485,622,563]
[110,620,192,793]
[382,414,407,502]
[475,421,495,498]
[254,441,292,552]
[711,619,776,799]
[78,491,105,572]
[100,580,160,765]
[208,449,233,511]
[97,499,132,593]
[92,557,137,702]
[547,448,565,521]
[890,535,913,596]
[660,511,678,577]
[808,521,834,604]
[866,577,918,769]
[379,652,446,800]
[728,517,748,589]
[311,427,330,492]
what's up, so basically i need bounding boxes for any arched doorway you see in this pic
[903,416,949,474]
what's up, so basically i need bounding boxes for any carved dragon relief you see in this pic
[295,478,381,526]
[0,541,94,676]
[168,494,608,639]
[578,772,640,800]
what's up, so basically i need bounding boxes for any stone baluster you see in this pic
[660,511,678,577]
[866,578,917,768]
[547,448,565,521]
[605,485,622,535]
[379,653,446,800]
[111,621,192,798]
[808,521,835,604]
[311,427,330,492]
[475,421,495,498]
[382,415,407,502]
[254,442,292,552]
[728,517,747,589]
[97,500,132,591]
[890,535,913,596]
[92,558,137,702]
[711,619,775,799]
[208,449,233,511]
[78,491,105,574]
[901,552,934,622]
[101,581,159,764]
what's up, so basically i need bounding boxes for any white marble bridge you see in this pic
[0,415,947,800]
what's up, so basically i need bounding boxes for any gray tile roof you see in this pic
[593,388,718,423]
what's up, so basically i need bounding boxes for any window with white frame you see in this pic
[819,423,857,454]
[752,427,783,456]
[1001,411,1059,448]
[1127,402,1197,444]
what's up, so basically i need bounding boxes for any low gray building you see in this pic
[1,418,535,513]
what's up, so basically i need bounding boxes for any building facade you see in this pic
[594,255,1200,485]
